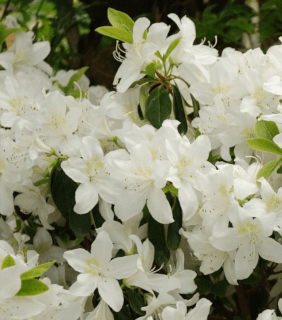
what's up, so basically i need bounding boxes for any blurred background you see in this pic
[0,0,281,89]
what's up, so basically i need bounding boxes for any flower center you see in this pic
[237,221,260,235]
[84,257,102,276]
[266,194,282,212]
[48,112,67,130]
[212,83,231,95]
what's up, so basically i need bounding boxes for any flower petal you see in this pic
[98,277,123,312]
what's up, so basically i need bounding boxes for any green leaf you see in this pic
[154,51,162,60]
[277,164,282,174]
[107,8,134,34]
[195,277,213,294]
[167,197,182,251]
[139,83,151,118]
[51,166,78,216]
[162,184,178,195]
[129,77,154,88]
[1,254,15,270]
[147,206,170,265]
[69,207,91,237]
[33,178,49,187]
[246,138,282,155]
[146,86,172,129]
[127,289,145,315]
[255,120,279,140]
[274,231,282,240]
[20,261,56,280]
[163,37,181,61]
[172,85,187,135]
[145,62,156,78]
[257,157,282,180]
[59,232,70,244]
[15,279,49,296]
[211,280,228,297]
[64,66,89,94]
[95,26,133,44]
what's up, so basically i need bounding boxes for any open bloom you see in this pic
[61,136,117,214]
[63,231,138,312]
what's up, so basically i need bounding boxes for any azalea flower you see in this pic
[63,231,138,312]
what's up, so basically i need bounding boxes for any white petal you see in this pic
[33,227,53,247]
[133,17,150,43]
[81,136,103,161]
[90,231,113,264]
[109,255,138,279]
[29,41,51,65]
[0,266,21,299]
[186,298,212,320]
[235,243,258,280]
[69,273,98,296]
[74,182,98,214]
[61,158,88,183]
[258,237,282,263]
[98,277,123,312]
[147,187,174,224]
[0,296,45,319]
[64,248,92,273]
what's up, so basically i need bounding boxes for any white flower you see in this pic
[210,203,282,280]
[113,18,157,93]
[166,134,211,221]
[63,231,138,311]
[61,136,117,214]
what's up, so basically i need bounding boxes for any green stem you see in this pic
[90,211,96,228]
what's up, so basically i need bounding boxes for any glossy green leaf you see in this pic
[163,37,181,61]
[69,207,91,237]
[51,165,77,216]
[246,138,282,155]
[107,8,134,34]
[257,156,282,180]
[20,261,56,280]
[15,279,49,296]
[127,289,145,315]
[167,197,182,251]
[211,280,228,297]
[146,86,172,129]
[147,206,170,265]
[172,85,187,135]
[1,254,15,270]
[255,120,279,140]
[95,26,133,44]
[139,83,151,118]
[195,277,213,294]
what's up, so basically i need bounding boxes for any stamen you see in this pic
[73,81,82,104]
[201,37,206,45]
[113,40,126,62]
[208,36,218,48]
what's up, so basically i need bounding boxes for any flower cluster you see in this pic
[1,9,282,320]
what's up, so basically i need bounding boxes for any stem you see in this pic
[235,281,251,319]
[107,136,126,149]
[90,211,96,228]
[191,93,199,118]
[0,0,11,22]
